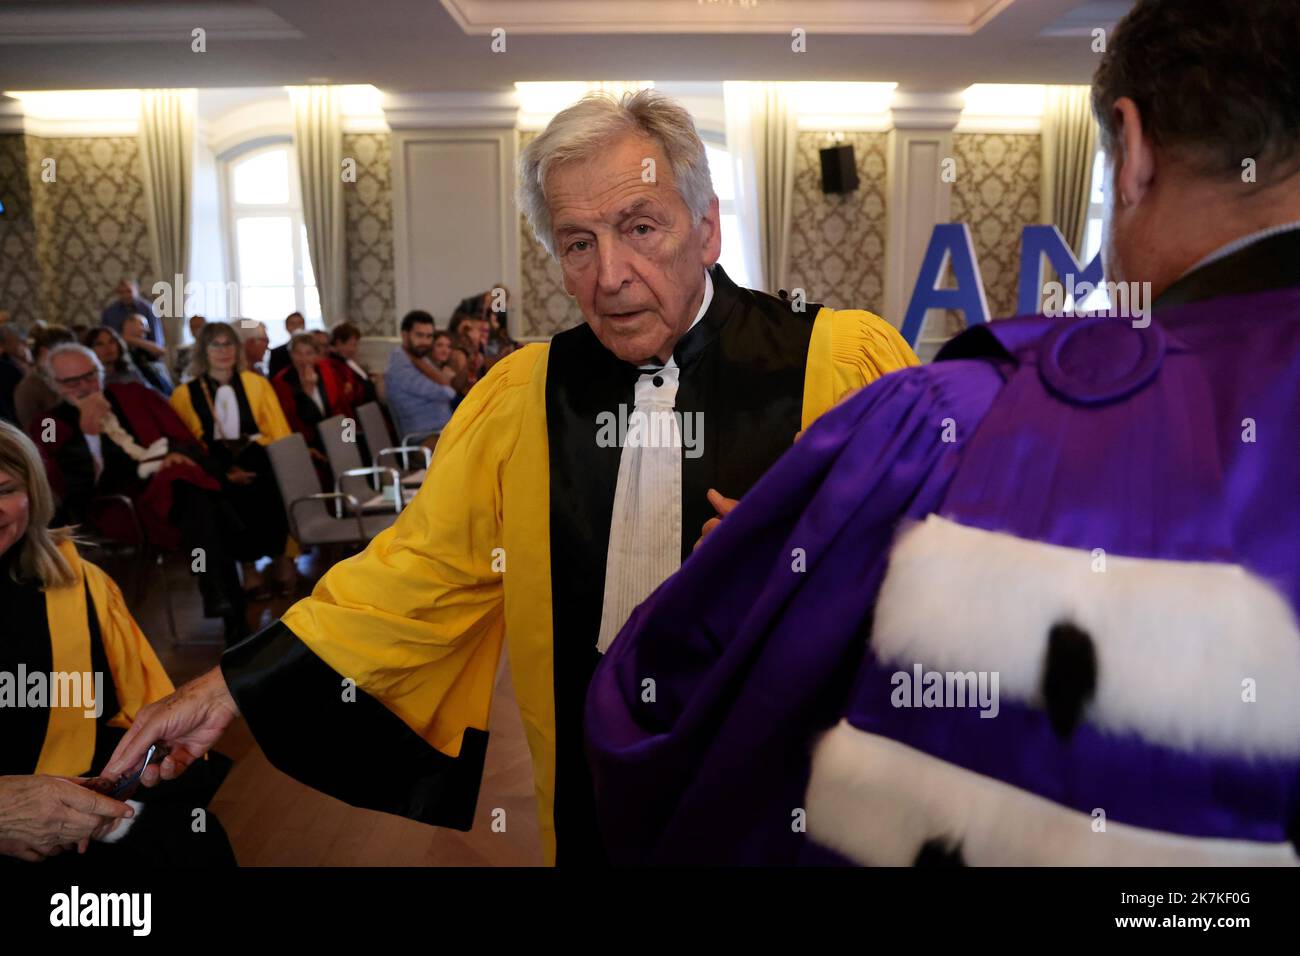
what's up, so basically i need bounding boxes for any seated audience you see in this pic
[446,310,486,396]
[0,325,29,425]
[172,314,207,383]
[236,318,270,376]
[37,343,248,641]
[171,321,296,599]
[456,286,517,368]
[121,313,173,396]
[0,421,235,865]
[384,311,457,445]
[267,311,305,378]
[326,321,377,408]
[14,325,74,432]
[100,279,164,347]
[84,326,146,387]
[271,331,352,483]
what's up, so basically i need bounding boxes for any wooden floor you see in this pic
[92,544,544,867]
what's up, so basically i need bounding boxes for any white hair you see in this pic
[518,89,715,258]
[233,318,266,341]
[44,342,104,384]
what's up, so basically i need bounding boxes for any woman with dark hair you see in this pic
[83,326,145,388]
[169,321,295,598]
[271,332,352,485]
[327,321,377,408]
[0,421,234,865]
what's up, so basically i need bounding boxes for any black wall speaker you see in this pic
[819,144,859,194]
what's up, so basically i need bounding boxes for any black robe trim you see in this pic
[186,374,258,444]
[221,620,487,831]
[545,263,822,864]
[1154,226,1300,309]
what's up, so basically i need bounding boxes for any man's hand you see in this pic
[125,335,165,359]
[0,775,134,862]
[75,392,112,436]
[159,451,192,470]
[225,466,256,486]
[694,488,739,551]
[103,668,240,789]
[300,364,319,391]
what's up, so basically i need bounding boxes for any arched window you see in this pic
[223,142,321,343]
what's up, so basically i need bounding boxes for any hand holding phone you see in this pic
[82,743,171,801]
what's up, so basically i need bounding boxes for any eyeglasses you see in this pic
[54,370,98,387]
[206,340,238,351]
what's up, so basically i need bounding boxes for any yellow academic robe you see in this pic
[223,291,917,865]
[35,540,175,776]
[169,370,291,445]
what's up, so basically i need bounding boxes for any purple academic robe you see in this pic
[585,285,1300,866]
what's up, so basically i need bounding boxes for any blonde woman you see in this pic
[170,321,295,598]
[0,421,234,865]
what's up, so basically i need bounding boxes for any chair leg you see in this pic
[157,553,179,643]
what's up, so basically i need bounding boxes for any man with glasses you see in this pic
[34,343,248,641]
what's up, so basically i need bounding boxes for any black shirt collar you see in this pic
[1154,226,1300,310]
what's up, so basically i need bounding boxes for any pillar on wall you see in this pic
[381,92,521,344]
[883,90,965,360]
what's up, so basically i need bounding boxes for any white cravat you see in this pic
[213,383,240,439]
[595,271,713,654]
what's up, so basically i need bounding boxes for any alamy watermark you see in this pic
[595,406,704,459]
[0,668,104,718]
[1041,275,1153,328]
[891,663,1000,718]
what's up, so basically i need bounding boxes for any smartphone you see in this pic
[83,743,171,800]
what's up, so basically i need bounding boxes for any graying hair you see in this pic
[518,89,715,258]
[43,342,104,384]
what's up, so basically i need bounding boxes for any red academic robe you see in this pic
[35,381,220,550]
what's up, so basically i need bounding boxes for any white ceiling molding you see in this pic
[2,90,142,137]
[385,91,519,130]
[439,0,1017,35]
[955,83,1047,133]
[0,95,25,134]
[14,116,139,137]
[889,90,966,130]
[0,3,302,44]
[1039,1,1131,37]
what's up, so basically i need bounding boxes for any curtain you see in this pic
[1041,85,1099,257]
[137,89,194,358]
[723,82,797,294]
[290,86,347,326]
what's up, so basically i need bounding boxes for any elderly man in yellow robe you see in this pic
[108,90,917,866]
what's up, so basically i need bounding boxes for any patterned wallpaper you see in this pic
[23,135,156,330]
[950,132,1041,320]
[3,126,1041,349]
[787,131,889,316]
[517,130,584,339]
[0,134,44,328]
[342,132,396,337]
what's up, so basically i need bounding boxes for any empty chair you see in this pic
[355,401,393,458]
[319,413,364,479]
[320,412,416,511]
[266,433,400,547]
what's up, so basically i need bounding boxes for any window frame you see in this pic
[701,130,751,289]
[220,138,321,341]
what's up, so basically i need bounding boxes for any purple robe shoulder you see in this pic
[585,288,1300,865]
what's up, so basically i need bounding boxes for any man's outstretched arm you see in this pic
[107,347,542,829]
